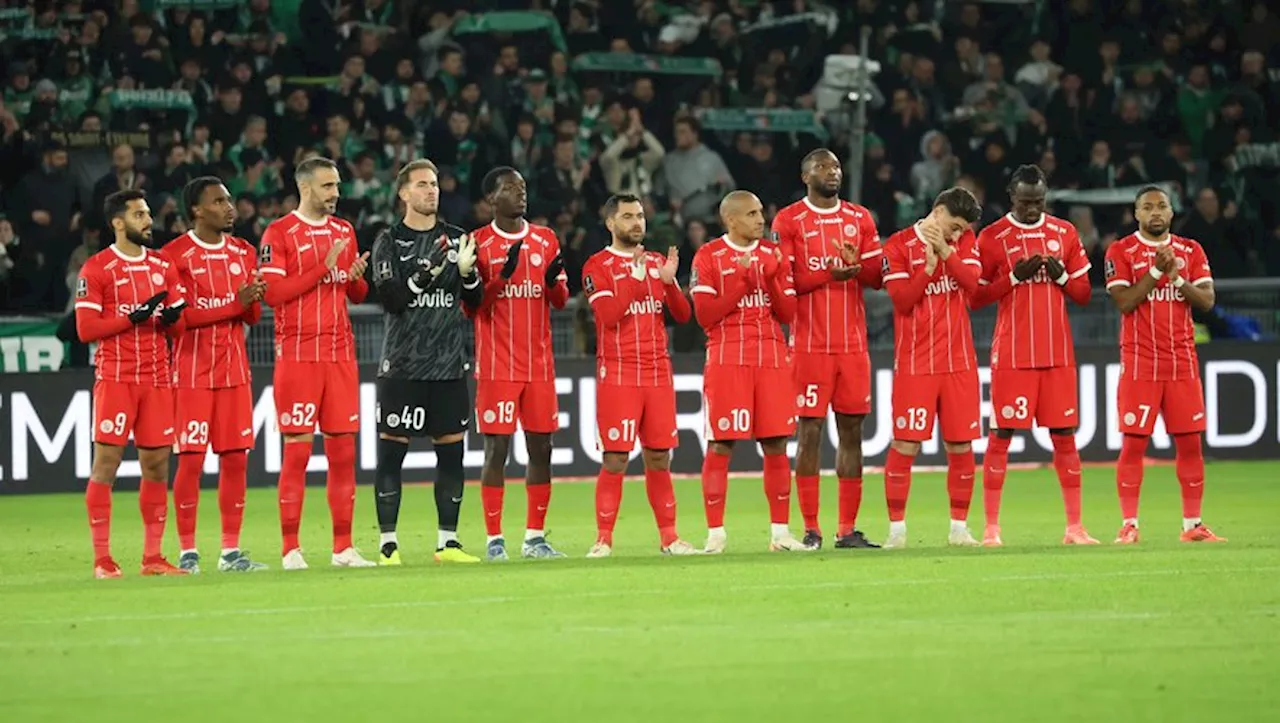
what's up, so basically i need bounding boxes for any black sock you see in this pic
[434,440,465,538]
[375,437,409,533]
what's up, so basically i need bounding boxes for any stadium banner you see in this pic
[1,342,1277,494]
[451,11,568,53]
[0,320,66,373]
[572,53,722,77]
[696,108,830,142]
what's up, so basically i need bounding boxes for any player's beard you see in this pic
[410,201,438,218]
[1141,219,1169,237]
[813,181,840,199]
[125,226,154,247]
[616,228,644,248]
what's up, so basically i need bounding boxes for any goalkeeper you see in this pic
[369,159,483,565]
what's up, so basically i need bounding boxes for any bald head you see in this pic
[719,190,765,244]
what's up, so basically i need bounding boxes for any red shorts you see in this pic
[891,369,981,442]
[794,351,872,417]
[92,379,174,448]
[273,359,360,435]
[704,363,796,441]
[476,379,559,435]
[596,384,677,452]
[1117,376,1206,435]
[175,385,255,453]
[990,367,1079,430]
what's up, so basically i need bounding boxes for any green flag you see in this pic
[451,11,567,53]
[696,108,829,141]
[0,320,67,373]
[572,53,722,77]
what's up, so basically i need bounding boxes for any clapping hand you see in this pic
[501,240,524,279]
[544,253,565,286]
[128,291,168,324]
[658,246,679,285]
[1013,254,1044,281]
[349,251,370,279]
[1042,256,1066,283]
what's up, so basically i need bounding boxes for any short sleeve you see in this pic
[1063,225,1092,280]
[582,257,616,304]
[957,229,982,268]
[74,263,103,312]
[858,212,883,262]
[1104,244,1134,289]
[882,240,910,282]
[1189,244,1213,286]
[259,224,288,277]
[690,248,719,296]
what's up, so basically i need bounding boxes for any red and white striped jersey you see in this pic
[1105,232,1212,381]
[773,198,883,355]
[167,231,260,389]
[978,214,1091,369]
[582,247,690,387]
[882,225,982,375]
[259,211,365,363]
[690,235,795,368]
[471,220,569,382]
[75,245,186,386]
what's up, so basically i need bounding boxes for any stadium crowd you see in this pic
[0,0,1277,315]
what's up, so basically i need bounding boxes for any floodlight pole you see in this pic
[846,25,872,204]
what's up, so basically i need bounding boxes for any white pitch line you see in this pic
[4,565,1276,628]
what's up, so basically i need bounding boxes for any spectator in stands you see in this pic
[599,109,664,199]
[660,116,733,226]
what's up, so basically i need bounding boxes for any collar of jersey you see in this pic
[489,219,529,240]
[187,230,226,250]
[109,244,147,262]
[1004,213,1045,230]
[291,210,328,227]
[721,235,758,253]
[1135,232,1170,247]
[802,197,841,215]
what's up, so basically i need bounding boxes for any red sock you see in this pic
[763,453,792,525]
[138,479,168,560]
[325,435,357,553]
[837,477,862,537]
[884,447,913,522]
[526,483,551,531]
[595,469,624,544]
[796,474,821,532]
[701,449,730,528]
[481,485,505,536]
[1173,433,1204,520]
[173,452,202,551]
[947,450,976,521]
[982,433,1011,526]
[279,440,310,555]
[644,468,679,546]
[218,450,249,550]
[1117,434,1148,521]
[1051,434,1083,526]
[86,481,113,561]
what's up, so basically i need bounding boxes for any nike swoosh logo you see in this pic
[536,505,547,512]
[349,414,359,421]
[399,254,415,262]
[179,503,196,510]
[600,511,615,518]
[451,497,463,504]
[665,502,675,508]
[1067,469,1080,475]
[775,495,787,501]
[1189,481,1203,487]
[486,511,500,517]
[377,492,396,498]
[234,503,245,509]
[460,419,470,426]
[988,468,1005,474]
[91,517,107,525]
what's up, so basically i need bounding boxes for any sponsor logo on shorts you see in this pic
[387,413,401,427]
[348,414,359,422]
[483,409,497,424]
[607,427,620,441]
[279,412,291,427]
[1193,412,1205,421]
[1124,412,1137,426]
[717,417,730,431]
[1001,405,1014,419]
[895,416,906,429]
[99,420,114,433]
[1064,408,1075,416]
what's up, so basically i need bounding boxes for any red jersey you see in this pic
[690,236,796,368]
[74,244,186,386]
[259,211,367,363]
[773,197,884,354]
[167,231,261,389]
[882,224,982,375]
[582,247,692,387]
[472,220,570,382]
[1105,232,1212,381]
[975,214,1092,369]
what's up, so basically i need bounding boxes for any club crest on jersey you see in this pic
[649,266,660,279]
[584,275,595,294]
[690,268,698,286]
[1046,240,1061,253]
[76,276,87,298]
[447,249,459,263]
[376,260,392,281]
[530,252,543,267]
[151,272,165,286]
[843,223,857,237]
[260,244,273,264]
[881,256,890,274]
[229,262,242,275]
[769,231,780,244]
[1105,259,1116,279]
[1176,257,1186,270]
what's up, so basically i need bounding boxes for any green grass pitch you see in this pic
[1,462,1277,722]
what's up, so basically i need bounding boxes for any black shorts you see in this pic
[375,378,472,438]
